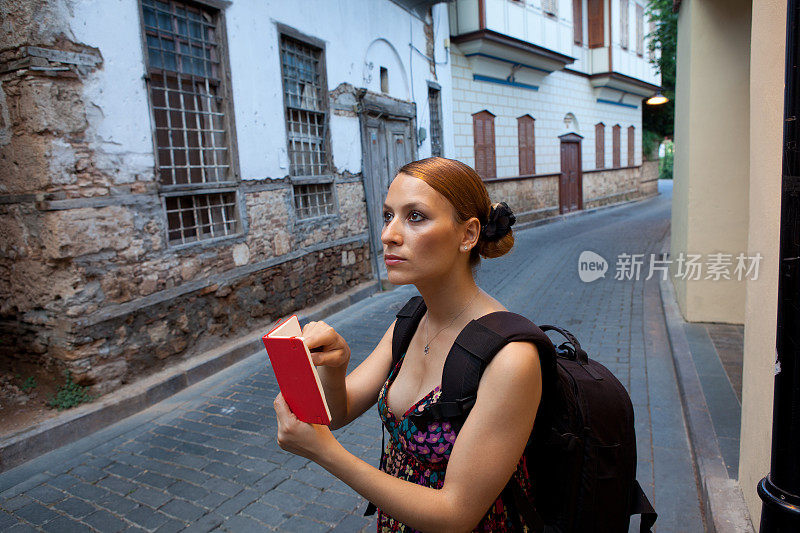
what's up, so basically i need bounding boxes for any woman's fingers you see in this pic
[301,321,348,367]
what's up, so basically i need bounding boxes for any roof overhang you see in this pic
[451,29,575,74]
[589,71,661,98]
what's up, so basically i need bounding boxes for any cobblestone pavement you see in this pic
[0,182,704,532]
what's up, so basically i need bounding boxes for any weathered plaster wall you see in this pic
[3,0,432,392]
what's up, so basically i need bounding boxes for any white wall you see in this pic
[66,0,453,182]
[68,0,157,184]
[608,0,659,85]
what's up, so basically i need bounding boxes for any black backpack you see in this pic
[377,296,657,532]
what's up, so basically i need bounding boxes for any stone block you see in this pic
[42,206,134,259]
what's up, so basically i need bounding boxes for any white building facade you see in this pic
[447,0,660,220]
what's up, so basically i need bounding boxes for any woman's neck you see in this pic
[415,269,481,327]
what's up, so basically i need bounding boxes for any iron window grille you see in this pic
[279,34,330,177]
[164,190,238,245]
[141,0,240,245]
[279,31,335,220]
[429,87,443,157]
[293,183,335,220]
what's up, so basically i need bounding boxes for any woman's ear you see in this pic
[461,217,481,251]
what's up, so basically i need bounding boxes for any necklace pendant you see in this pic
[424,345,430,355]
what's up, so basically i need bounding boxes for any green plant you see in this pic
[659,141,674,180]
[21,376,37,393]
[642,129,662,161]
[47,371,93,411]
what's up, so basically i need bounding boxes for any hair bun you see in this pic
[480,202,516,242]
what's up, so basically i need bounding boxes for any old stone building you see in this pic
[0,0,451,394]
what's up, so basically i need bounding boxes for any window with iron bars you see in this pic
[279,32,335,220]
[141,0,240,246]
[429,86,443,157]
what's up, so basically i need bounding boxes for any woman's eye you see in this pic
[409,211,425,222]
[383,211,393,224]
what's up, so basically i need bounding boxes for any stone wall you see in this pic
[0,1,373,393]
[484,175,560,223]
[583,165,645,209]
[483,164,659,224]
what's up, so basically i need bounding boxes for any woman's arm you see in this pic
[274,340,542,532]
[301,319,396,429]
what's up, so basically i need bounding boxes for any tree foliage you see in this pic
[643,0,678,139]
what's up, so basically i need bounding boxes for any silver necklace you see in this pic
[424,289,480,355]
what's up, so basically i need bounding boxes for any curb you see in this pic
[0,280,380,474]
[659,276,754,533]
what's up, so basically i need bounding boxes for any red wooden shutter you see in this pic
[573,0,583,45]
[473,111,496,180]
[628,126,635,166]
[612,124,621,167]
[595,123,605,169]
[588,0,604,48]
[518,115,536,175]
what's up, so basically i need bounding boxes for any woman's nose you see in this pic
[381,217,402,246]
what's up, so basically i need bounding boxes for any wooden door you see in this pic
[559,133,584,214]
[362,114,414,263]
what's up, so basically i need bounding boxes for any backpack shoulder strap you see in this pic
[424,311,557,421]
[390,296,427,371]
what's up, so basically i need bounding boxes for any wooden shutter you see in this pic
[573,0,583,45]
[636,4,644,56]
[473,111,496,180]
[612,124,621,167]
[518,115,536,175]
[620,0,629,49]
[595,123,605,169]
[628,126,635,166]
[588,0,604,48]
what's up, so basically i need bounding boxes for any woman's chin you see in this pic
[385,270,414,286]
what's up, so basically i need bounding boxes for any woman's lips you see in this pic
[384,254,406,266]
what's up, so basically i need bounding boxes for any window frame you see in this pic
[636,3,644,57]
[612,124,621,167]
[277,24,334,180]
[595,122,605,169]
[517,114,536,176]
[428,83,444,158]
[588,0,605,49]
[138,0,243,248]
[620,0,629,50]
[573,0,584,45]
[628,125,636,166]
[473,110,497,180]
[277,24,337,222]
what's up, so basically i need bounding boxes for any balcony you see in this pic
[449,0,575,87]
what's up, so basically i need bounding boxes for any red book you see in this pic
[262,315,332,425]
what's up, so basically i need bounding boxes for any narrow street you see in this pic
[0,183,704,532]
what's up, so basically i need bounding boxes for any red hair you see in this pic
[397,157,514,266]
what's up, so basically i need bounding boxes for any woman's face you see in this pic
[381,173,467,286]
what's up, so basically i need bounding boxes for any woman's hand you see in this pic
[274,393,339,461]
[301,320,351,369]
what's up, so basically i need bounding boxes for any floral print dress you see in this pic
[376,355,533,532]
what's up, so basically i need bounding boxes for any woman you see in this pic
[273,157,542,532]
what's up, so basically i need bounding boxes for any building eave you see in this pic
[451,29,575,73]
